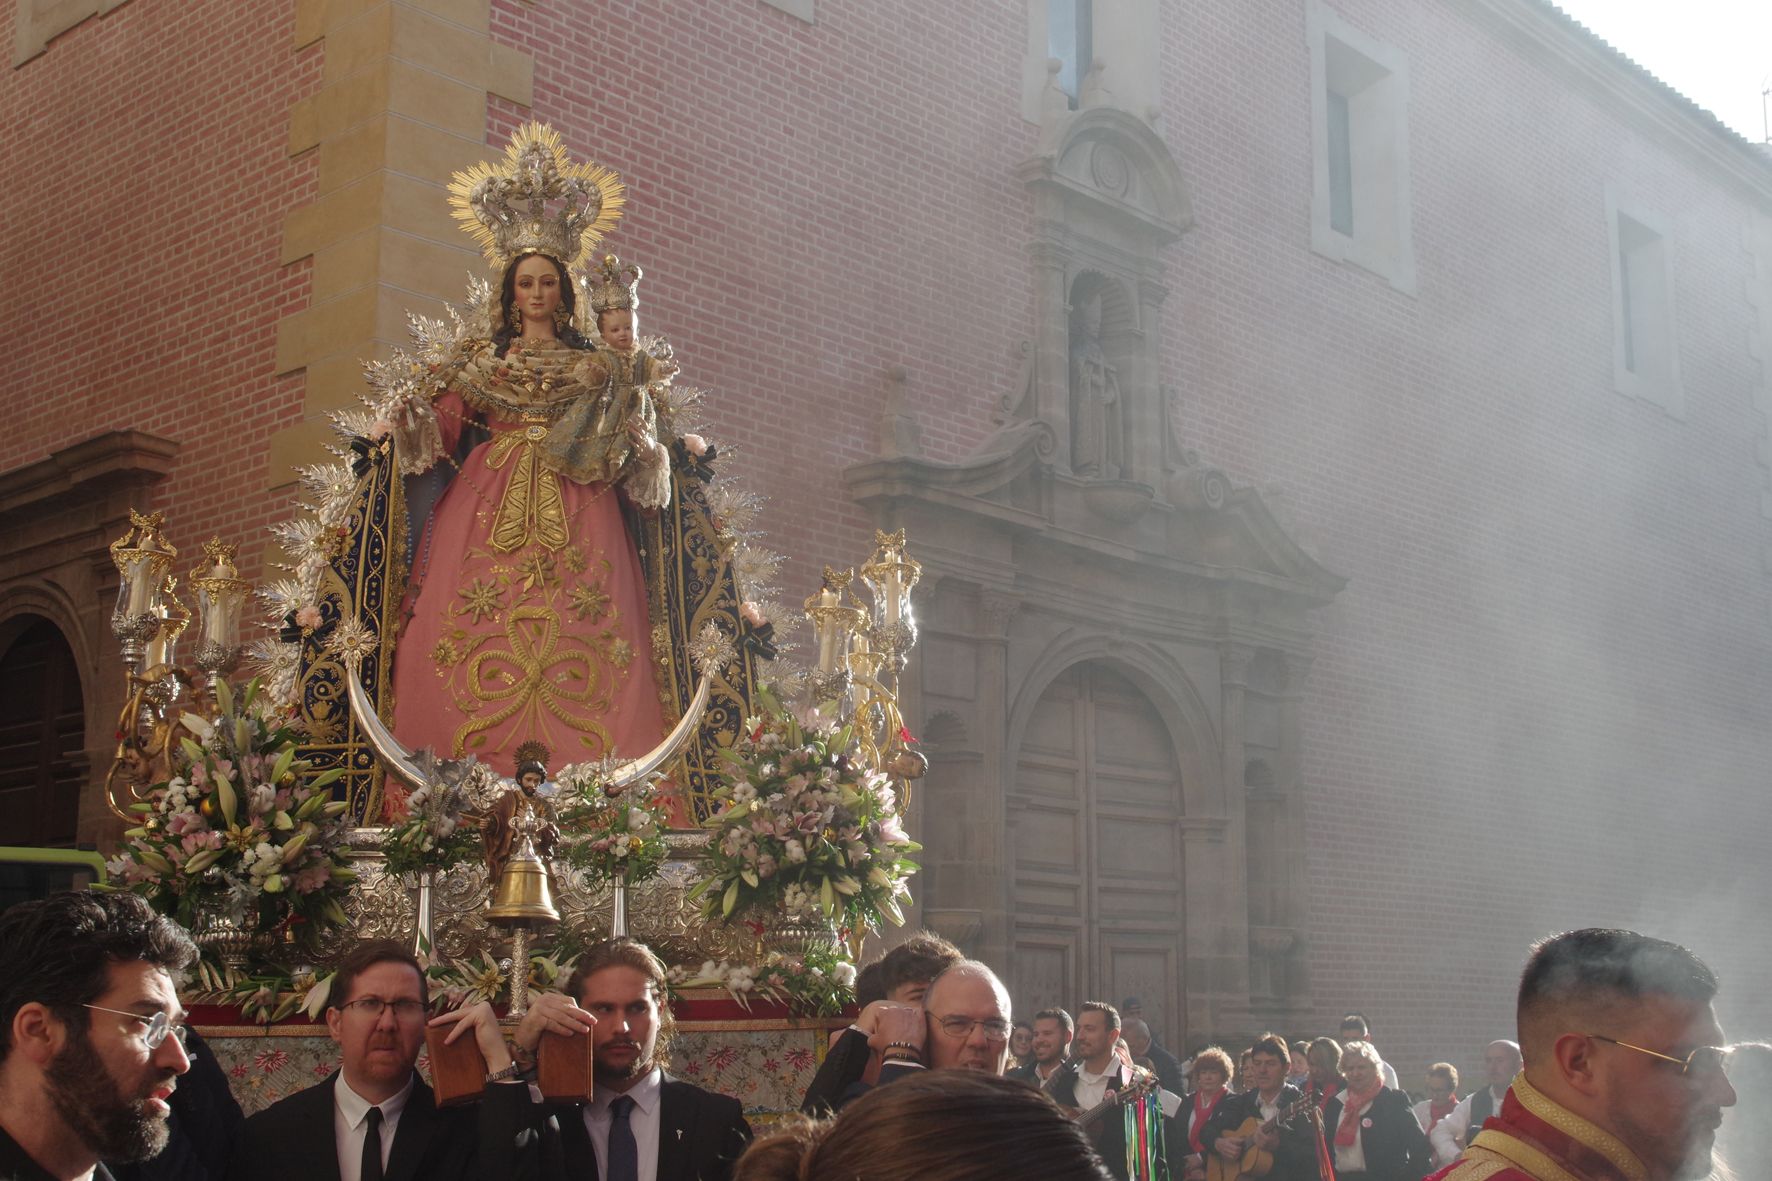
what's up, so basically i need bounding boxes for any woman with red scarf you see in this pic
[1410,1064,1460,1140]
[1321,1041,1429,1181]
[1177,1047,1235,1181]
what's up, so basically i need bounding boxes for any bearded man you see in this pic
[0,891,195,1181]
[1430,928,1736,1181]
[446,936,751,1181]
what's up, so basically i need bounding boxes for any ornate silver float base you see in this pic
[760,915,841,958]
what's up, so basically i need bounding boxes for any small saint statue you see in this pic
[480,757,560,883]
[1069,290,1124,479]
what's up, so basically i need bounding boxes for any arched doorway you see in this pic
[1008,661,1185,1042]
[0,617,85,847]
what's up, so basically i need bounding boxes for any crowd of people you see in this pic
[0,891,1760,1181]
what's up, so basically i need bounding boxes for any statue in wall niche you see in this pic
[1069,290,1123,479]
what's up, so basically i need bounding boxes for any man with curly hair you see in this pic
[0,891,196,1181]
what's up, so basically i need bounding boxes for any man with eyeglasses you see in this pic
[1429,928,1737,1181]
[865,959,1015,1078]
[0,890,196,1181]
[233,940,475,1181]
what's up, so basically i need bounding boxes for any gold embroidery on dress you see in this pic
[433,544,626,760]
[484,431,570,552]
[458,578,503,623]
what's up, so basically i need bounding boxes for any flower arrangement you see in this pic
[105,678,356,939]
[554,762,672,886]
[425,946,579,1009]
[378,771,480,879]
[691,688,920,932]
[671,944,860,1017]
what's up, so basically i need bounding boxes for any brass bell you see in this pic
[485,833,560,925]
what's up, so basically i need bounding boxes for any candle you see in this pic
[816,615,837,673]
[144,622,172,670]
[125,558,152,617]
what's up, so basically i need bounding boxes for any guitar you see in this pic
[1203,1095,1312,1181]
[1075,1067,1160,1131]
[1049,1063,1162,1127]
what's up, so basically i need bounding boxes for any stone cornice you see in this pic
[0,430,179,526]
[1460,0,1772,206]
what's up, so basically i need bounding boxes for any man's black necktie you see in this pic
[607,1095,639,1181]
[361,1105,384,1181]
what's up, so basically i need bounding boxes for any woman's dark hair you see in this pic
[494,251,590,357]
[0,891,196,1058]
[733,1070,1113,1181]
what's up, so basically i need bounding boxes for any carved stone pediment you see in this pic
[1018,107,1193,242]
[844,434,1344,612]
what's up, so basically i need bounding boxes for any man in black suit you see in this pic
[1199,1033,1315,1181]
[232,940,474,1181]
[0,892,196,1181]
[446,936,750,1181]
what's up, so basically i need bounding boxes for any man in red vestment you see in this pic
[1428,928,1736,1181]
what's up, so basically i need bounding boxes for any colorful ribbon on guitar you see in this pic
[1123,1091,1172,1181]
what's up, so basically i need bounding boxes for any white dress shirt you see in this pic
[1073,1060,1124,1113]
[583,1067,664,1181]
[1429,1086,1503,1166]
[333,1073,414,1181]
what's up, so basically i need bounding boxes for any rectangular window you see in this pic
[1307,2,1414,292]
[1327,90,1353,236]
[1048,0,1093,109]
[1606,192,1682,415]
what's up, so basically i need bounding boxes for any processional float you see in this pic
[101,123,926,1021]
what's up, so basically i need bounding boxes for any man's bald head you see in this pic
[1123,1018,1152,1056]
[1517,929,1717,1066]
[923,960,1013,1074]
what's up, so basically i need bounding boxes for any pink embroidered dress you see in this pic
[389,334,669,777]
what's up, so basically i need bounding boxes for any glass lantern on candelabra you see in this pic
[803,567,869,705]
[109,510,178,674]
[189,538,252,695]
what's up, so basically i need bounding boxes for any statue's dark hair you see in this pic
[493,251,592,357]
[0,891,196,1058]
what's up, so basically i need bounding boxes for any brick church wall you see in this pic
[3,0,1769,1081]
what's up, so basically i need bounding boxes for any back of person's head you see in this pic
[854,960,886,1008]
[1338,1013,1370,1038]
[733,1070,1113,1181]
[878,931,963,1000]
[0,891,195,1058]
[326,940,428,1011]
[1516,928,1717,1064]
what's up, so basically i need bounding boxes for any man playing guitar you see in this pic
[1200,1034,1317,1181]
[1046,1003,1183,1181]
